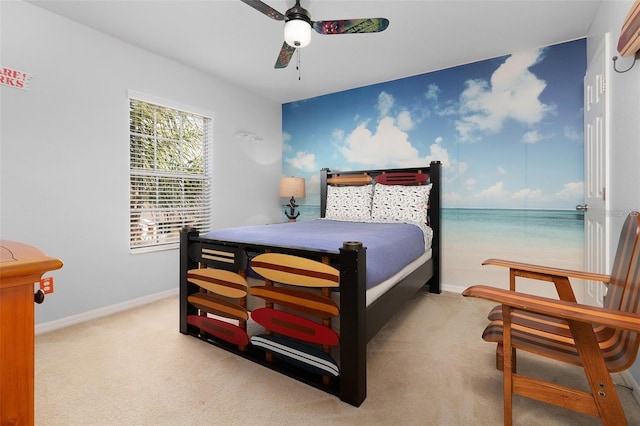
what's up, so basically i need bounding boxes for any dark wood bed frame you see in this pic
[179,161,441,406]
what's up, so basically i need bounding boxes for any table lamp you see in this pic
[279,176,306,221]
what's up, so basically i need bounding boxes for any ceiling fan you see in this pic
[240,0,389,69]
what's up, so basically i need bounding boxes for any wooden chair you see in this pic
[463,211,640,425]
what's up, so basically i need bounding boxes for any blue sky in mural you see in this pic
[282,39,585,209]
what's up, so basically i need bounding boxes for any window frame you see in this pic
[128,90,214,253]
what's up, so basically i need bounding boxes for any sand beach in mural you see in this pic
[287,206,584,297]
[441,209,584,296]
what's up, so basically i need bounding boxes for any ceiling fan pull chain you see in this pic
[297,49,301,81]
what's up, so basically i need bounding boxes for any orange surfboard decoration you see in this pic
[187,315,249,346]
[251,308,339,346]
[187,268,248,299]
[188,293,248,321]
[250,285,339,318]
[618,0,640,57]
[250,253,339,288]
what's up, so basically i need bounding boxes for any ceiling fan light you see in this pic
[284,19,311,48]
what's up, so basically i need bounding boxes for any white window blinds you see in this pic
[129,98,212,251]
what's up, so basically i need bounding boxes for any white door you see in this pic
[582,33,610,307]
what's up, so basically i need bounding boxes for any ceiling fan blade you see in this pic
[274,42,296,69]
[313,18,389,35]
[240,0,285,21]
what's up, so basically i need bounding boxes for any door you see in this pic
[582,33,610,307]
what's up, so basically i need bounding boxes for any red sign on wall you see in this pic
[0,66,32,90]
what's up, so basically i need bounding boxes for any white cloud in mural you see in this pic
[463,178,476,191]
[340,116,419,166]
[564,125,581,141]
[425,83,440,101]
[307,173,321,198]
[332,128,345,141]
[512,187,543,200]
[425,137,451,168]
[444,192,464,203]
[522,130,548,144]
[474,181,507,200]
[498,166,507,174]
[377,91,394,117]
[282,132,293,152]
[285,151,317,172]
[456,49,552,142]
[396,110,415,131]
[436,102,457,117]
[555,181,583,200]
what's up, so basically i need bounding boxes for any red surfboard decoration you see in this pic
[374,172,429,185]
[251,308,339,346]
[187,315,249,346]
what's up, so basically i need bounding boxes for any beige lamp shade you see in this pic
[279,177,306,198]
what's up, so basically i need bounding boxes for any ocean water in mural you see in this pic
[444,208,583,248]
[287,206,583,249]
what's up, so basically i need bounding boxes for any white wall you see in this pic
[0,1,283,325]
[587,0,640,396]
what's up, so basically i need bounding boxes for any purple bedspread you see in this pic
[201,219,427,289]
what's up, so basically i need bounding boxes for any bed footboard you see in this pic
[180,229,369,406]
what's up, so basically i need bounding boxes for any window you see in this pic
[129,97,212,251]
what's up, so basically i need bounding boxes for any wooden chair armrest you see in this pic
[482,258,612,283]
[462,285,640,333]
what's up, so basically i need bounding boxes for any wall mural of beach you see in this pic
[281,39,586,296]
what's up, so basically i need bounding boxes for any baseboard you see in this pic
[441,282,467,294]
[35,288,179,335]
[618,370,640,407]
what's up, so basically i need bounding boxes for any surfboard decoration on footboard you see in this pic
[249,253,340,380]
[187,315,250,346]
[250,334,340,377]
[187,267,249,350]
[250,253,340,288]
[249,285,339,318]
[618,0,640,57]
[187,268,248,298]
[251,308,339,346]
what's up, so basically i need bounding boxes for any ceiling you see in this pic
[27,0,603,104]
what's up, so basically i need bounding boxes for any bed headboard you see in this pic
[319,161,441,225]
[319,161,441,290]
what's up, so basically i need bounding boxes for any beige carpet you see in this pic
[35,291,640,425]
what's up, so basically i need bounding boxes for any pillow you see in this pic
[371,183,432,223]
[325,184,373,221]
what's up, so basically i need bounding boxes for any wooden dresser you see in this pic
[0,240,62,425]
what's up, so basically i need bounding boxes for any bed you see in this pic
[179,162,441,407]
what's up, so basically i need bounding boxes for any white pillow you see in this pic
[371,183,432,223]
[325,185,373,221]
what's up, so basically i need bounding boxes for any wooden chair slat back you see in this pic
[604,212,640,311]
[603,212,640,371]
